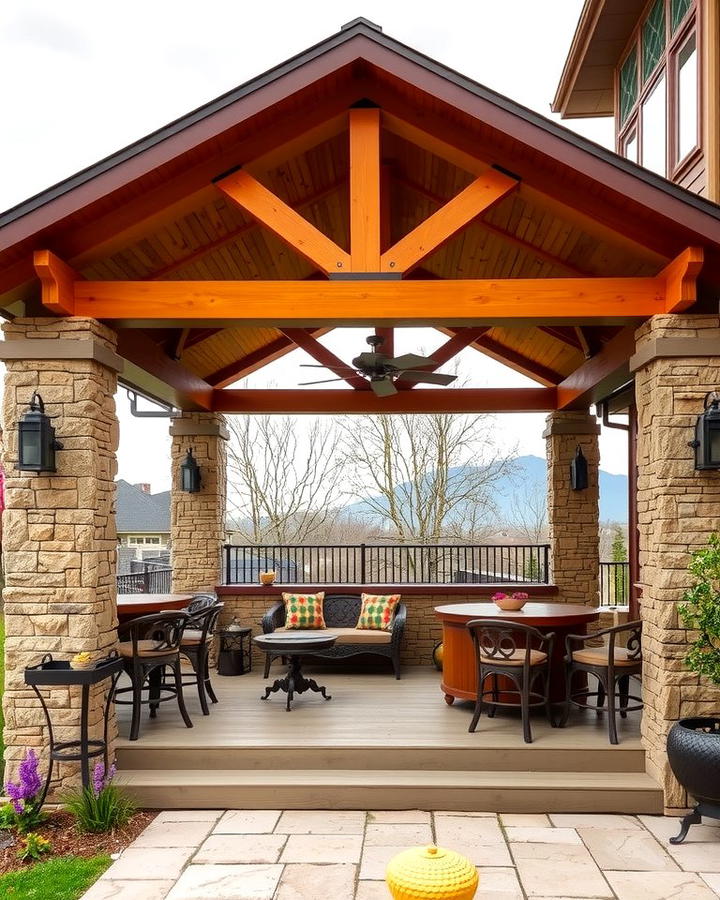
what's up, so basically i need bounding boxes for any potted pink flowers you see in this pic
[491,591,530,611]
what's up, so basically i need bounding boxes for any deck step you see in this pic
[116,744,646,773]
[120,768,663,814]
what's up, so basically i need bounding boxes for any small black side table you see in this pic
[254,632,337,711]
[25,653,124,805]
[217,626,253,675]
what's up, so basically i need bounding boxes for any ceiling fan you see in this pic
[299,335,457,397]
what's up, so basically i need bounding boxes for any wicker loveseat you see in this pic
[261,593,406,679]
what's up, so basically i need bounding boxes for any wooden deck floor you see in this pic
[116,664,642,753]
[115,666,660,812]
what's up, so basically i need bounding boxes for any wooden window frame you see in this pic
[615,0,701,179]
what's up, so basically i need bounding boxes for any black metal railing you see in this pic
[599,561,630,607]
[117,560,172,594]
[223,543,551,586]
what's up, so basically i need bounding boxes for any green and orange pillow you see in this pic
[356,593,401,631]
[282,592,326,629]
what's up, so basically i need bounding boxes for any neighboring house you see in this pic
[116,479,171,563]
[554,0,714,199]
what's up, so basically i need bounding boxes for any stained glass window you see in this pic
[642,0,666,81]
[620,50,638,125]
[671,0,692,32]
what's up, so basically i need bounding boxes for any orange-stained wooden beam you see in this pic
[278,327,369,390]
[556,325,638,410]
[205,327,331,388]
[212,387,557,415]
[380,169,518,273]
[661,246,704,312]
[69,276,667,324]
[216,169,351,274]
[396,173,589,276]
[33,250,77,315]
[349,108,381,271]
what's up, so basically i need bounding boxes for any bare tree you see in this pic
[338,412,514,544]
[507,481,548,544]
[226,415,343,543]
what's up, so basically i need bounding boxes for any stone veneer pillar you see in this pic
[632,314,720,811]
[0,317,121,789]
[170,412,228,593]
[543,410,600,605]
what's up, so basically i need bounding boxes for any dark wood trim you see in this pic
[205,328,330,388]
[212,386,557,414]
[556,325,638,409]
[115,329,213,410]
[216,583,560,597]
[279,327,369,390]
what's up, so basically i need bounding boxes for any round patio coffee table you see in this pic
[253,632,338,711]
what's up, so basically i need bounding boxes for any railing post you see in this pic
[360,543,366,584]
[142,564,150,593]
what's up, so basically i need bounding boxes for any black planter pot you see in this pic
[666,717,720,843]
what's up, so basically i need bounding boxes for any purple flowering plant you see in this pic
[63,759,134,833]
[3,749,47,832]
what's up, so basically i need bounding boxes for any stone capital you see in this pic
[169,418,229,440]
[0,338,123,372]
[630,336,720,372]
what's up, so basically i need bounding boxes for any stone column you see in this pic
[632,314,720,811]
[170,412,228,593]
[0,317,121,790]
[543,410,600,605]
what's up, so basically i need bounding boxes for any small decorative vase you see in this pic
[386,845,478,900]
[259,570,276,586]
[433,642,444,671]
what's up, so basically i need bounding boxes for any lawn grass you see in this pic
[0,854,112,899]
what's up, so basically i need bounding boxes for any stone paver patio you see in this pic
[81,809,720,899]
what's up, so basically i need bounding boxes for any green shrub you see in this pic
[678,533,720,685]
[63,762,135,833]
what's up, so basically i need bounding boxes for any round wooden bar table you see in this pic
[116,593,193,625]
[435,603,600,705]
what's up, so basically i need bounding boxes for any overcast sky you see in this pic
[0,1,629,493]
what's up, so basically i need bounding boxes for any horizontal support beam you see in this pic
[212,387,557,414]
[69,277,668,325]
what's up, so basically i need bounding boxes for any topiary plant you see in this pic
[678,533,720,685]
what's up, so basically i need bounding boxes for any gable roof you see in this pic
[2,13,720,263]
[116,479,170,534]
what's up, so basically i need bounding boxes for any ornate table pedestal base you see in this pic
[262,654,332,711]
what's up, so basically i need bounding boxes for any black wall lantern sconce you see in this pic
[689,392,720,470]
[16,393,63,473]
[570,445,589,491]
[180,447,202,493]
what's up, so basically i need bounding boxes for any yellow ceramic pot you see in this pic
[386,844,478,900]
[259,571,276,585]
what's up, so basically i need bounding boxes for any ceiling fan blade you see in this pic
[388,353,437,370]
[371,377,398,397]
[399,371,458,386]
[298,377,347,386]
[299,363,356,372]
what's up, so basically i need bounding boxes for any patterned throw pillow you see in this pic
[356,593,401,631]
[282,592,326,629]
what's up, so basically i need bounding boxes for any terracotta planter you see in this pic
[259,571,276,586]
[493,595,528,611]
